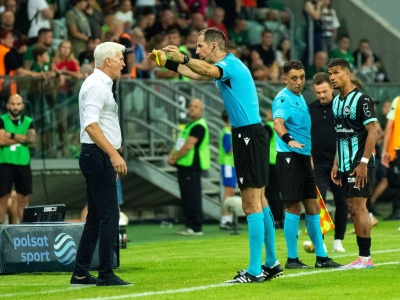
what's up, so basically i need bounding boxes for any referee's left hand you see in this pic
[288,140,305,149]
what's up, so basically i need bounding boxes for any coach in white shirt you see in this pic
[71,42,131,287]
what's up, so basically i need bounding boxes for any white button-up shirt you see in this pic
[79,68,122,149]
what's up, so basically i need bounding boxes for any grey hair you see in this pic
[94,42,126,68]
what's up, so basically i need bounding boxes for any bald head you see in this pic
[7,94,24,118]
[188,98,204,120]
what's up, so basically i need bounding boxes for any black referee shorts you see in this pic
[0,163,32,196]
[276,152,316,202]
[232,123,269,189]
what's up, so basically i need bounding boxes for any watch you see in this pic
[182,55,190,65]
[11,133,15,139]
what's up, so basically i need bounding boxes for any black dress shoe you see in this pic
[96,275,132,286]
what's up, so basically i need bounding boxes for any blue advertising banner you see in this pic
[0,223,119,274]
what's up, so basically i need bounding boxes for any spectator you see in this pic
[4,0,17,14]
[355,52,376,84]
[154,28,189,80]
[210,0,240,30]
[100,0,120,15]
[27,0,54,45]
[303,0,323,66]
[207,7,228,39]
[320,0,340,54]
[134,0,156,18]
[51,40,82,157]
[78,37,101,67]
[257,1,290,26]
[329,34,354,69]
[0,10,27,52]
[84,0,104,40]
[178,0,208,17]
[66,0,92,57]
[23,27,53,71]
[228,19,250,60]
[305,50,327,80]
[114,0,134,32]
[135,7,156,38]
[0,28,40,106]
[131,27,150,79]
[146,9,176,40]
[28,45,56,155]
[187,12,206,32]
[276,37,291,67]
[250,29,276,68]
[0,94,36,224]
[353,38,389,82]
[184,28,199,58]
[168,99,210,235]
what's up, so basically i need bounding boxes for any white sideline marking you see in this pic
[1,249,399,299]
[76,262,400,300]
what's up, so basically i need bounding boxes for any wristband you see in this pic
[10,133,15,140]
[165,60,179,72]
[282,133,294,144]
[361,157,369,164]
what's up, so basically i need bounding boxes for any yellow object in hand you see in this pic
[153,49,160,66]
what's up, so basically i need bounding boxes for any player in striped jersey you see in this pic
[328,58,379,269]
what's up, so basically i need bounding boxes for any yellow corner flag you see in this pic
[317,186,335,234]
[305,186,335,235]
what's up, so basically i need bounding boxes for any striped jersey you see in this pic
[332,88,377,173]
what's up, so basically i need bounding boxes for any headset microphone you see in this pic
[203,46,215,60]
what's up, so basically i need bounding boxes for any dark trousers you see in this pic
[314,162,347,240]
[177,167,203,232]
[73,144,119,279]
[265,164,284,222]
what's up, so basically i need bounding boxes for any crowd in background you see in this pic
[0,0,391,93]
[0,0,398,222]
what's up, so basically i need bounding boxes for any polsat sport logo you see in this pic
[54,233,77,265]
[13,233,77,265]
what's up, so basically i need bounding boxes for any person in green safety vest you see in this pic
[0,94,36,224]
[218,110,236,230]
[168,98,210,235]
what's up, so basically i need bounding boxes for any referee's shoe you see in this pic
[225,270,265,284]
[262,261,284,280]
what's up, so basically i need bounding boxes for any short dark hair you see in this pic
[38,27,52,36]
[339,34,350,40]
[313,72,330,86]
[327,58,350,70]
[198,27,226,51]
[283,59,304,75]
[221,110,229,122]
[33,45,48,60]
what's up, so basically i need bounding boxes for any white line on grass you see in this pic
[2,249,400,299]
[76,261,400,300]
[0,286,90,298]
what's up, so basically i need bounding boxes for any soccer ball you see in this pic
[303,240,327,253]
[303,241,315,253]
